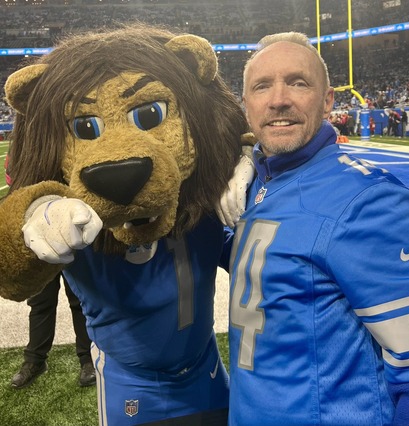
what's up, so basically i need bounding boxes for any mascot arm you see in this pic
[0,181,71,301]
[0,181,99,301]
[216,133,256,228]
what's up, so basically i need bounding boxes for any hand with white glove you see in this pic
[22,196,103,264]
[216,155,255,228]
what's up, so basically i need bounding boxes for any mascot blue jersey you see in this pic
[228,123,409,426]
[64,215,222,373]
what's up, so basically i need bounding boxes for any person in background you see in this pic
[401,108,407,137]
[5,155,95,389]
[388,109,401,136]
[370,115,376,136]
[227,31,409,426]
[11,274,96,389]
[347,112,355,136]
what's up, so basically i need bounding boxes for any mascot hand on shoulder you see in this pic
[0,24,249,426]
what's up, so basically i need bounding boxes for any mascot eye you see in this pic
[73,116,105,140]
[128,102,167,131]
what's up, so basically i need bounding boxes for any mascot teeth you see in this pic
[123,216,158,229]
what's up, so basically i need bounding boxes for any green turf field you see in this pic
[0,335,229,426]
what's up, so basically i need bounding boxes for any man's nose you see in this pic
[267,84,292,109]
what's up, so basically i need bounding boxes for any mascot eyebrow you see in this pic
[122,76,155,99]
[79,76,155,105]
[79,97,96,105]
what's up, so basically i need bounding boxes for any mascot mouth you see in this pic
[123,216,158,229]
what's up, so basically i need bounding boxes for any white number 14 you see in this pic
[230,220,280,370]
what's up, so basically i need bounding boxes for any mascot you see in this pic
[0,24,253,426]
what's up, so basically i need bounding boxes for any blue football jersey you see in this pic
[64,215,222,373]
[228,139,409,425]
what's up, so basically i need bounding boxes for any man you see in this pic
[401,108,408,137]
[228,32,409,425]
[347,112,356,136]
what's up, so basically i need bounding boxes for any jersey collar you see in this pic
[254,121,337,183]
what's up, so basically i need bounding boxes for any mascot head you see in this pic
[5,24,248,248]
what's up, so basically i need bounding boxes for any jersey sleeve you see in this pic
[325,180,409,423]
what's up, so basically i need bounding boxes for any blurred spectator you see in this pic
[387,109,401,136]
[347,113,356,136]
[370,116,376,136]
[401,108,408,137]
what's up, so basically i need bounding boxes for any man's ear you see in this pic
[165,35,217,85]
[5,64,48,115]
[323,87,335,118]
[242,95,249,121]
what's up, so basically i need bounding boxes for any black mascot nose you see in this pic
[80,157,153,205]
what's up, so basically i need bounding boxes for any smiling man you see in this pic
[242,33,333,157]
[227,32,409,426]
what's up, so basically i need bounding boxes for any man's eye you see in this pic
[127,101,167,131]
[73,116,105,140]
[293,81,308,88]
[254,83,268,91]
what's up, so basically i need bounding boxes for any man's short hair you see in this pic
[243,31,331,92]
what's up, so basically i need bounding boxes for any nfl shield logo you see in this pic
[255,186,267,204]
[125,400,139,417]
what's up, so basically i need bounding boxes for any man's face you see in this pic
[243,41,334,157]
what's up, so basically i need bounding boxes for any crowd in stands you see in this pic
[1,0,409,123]
[0,0,407,46]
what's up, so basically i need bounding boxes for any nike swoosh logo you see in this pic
[210,358,220,379]
[400,249,409,262]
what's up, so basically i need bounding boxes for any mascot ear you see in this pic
[165,35,217,85]
[5,64,48,115]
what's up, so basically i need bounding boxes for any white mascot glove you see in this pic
[22,196,103,264]
[216,155,255,228]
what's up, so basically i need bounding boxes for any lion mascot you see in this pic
[0,24,252,426]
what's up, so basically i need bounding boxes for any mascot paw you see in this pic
[23,197,103,264]
[216,155,255,228]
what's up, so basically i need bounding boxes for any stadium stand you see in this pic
[0,0,409,120]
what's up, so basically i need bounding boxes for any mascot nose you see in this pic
[80,157,153,205]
